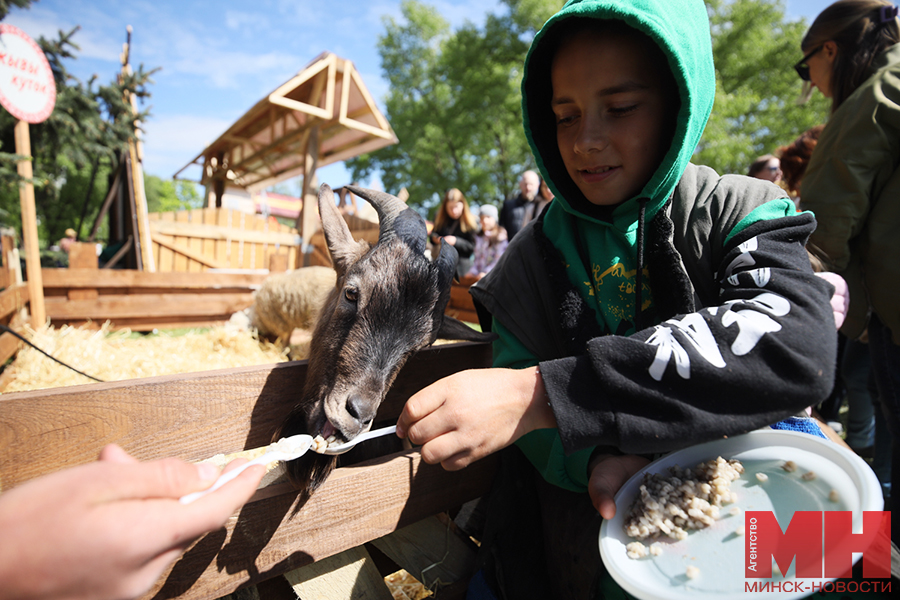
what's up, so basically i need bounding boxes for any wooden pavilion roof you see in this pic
[175,52,397,192]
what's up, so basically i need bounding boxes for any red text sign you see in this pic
[746,511,891,579]
[0,24,56,123]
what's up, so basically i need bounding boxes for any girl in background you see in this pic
[430,188,477,278]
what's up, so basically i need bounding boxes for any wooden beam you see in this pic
[0,341,491,488]
[0,284,28,321]
[285,546,392,600]
[43,292,254,320]
[148,221,300,247]
[0,330,23,365]
[150,233,228,269]
[14,121,45,327]
[40,268,267,290]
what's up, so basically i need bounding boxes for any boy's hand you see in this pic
[588,453,650,520]
[0,444,265,600]
[397,367,556,470]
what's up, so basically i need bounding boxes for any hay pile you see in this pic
[1,322,289,393]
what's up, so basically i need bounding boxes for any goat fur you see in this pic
[277,184,495,497]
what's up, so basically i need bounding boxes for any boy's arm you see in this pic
[542,209,836,456]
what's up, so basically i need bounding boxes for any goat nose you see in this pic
[345,395,375,426]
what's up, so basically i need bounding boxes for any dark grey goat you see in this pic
[277,183,493,494]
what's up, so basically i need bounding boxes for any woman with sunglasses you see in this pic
[797,0,900,543]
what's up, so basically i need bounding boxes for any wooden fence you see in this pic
[0,340,496,599]
[0,228,28,365]
[41,266,270,331]
[148,208,300,272]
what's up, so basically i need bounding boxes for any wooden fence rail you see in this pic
[0,341,495,599]
[41,267,271,331]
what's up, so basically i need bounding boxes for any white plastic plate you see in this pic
[598,429,883,600]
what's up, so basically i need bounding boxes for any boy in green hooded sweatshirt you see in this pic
[398,0,837,596]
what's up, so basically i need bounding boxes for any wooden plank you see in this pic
[176,210,192,271]
[284,545,393,600]
[202,208,217,274]
[216,208,230,267]
[0,283,28,320]
[158,211,176,272]
[44,292,254,320]
[0,330,22,365]
[0,341,492,489]
[52,317,233,333]
[189,209,205,273]
[140,450,496,600]
[41,268,268,290]
[152,233,228,269]
[371,516,476,590]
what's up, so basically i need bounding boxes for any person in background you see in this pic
[796,0,900,534]
[467,204,508,281]
[0,444,264,600]
[499,170,540,240]
[777,125,825,206]
[521,177,554,229]
[747,154,783,183]
[429,188,477,278]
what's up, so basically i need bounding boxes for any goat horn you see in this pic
[344,185,408,241]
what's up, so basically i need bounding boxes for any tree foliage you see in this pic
[144,175,203,214]
[347,0,564,215]
[350,0,830,213]
[0,13,158,246]
[696,0,830,175]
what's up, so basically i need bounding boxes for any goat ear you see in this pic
[436,315,499,343]
[319,184,368,276]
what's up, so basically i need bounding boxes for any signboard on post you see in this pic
[0,24,56,123]
[0,24,57,328]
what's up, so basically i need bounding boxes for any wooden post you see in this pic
[297,126,320,266]
[14,120,45,327]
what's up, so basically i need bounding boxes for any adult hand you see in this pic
[0,444,265,600]
[815,271,849,330]
[443,235,457,245]
[397,367,555,470]
[587,453,650,520]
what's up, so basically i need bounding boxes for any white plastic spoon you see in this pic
[179,433,314,504]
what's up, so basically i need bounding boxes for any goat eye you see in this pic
[344,287,359,303]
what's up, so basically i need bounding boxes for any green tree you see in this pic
[351,0,828,212]
[348,0,565,215]
[696,0,830,175]
[0,17,157,246]
[144,175,203,214]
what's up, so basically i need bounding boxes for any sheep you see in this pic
[276,183,495,496]
[248,266,336,357]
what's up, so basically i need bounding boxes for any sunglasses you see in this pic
[794,46,823,81]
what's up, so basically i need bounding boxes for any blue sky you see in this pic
[6,0,832,193]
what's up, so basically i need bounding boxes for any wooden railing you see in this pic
[0,341,495,599]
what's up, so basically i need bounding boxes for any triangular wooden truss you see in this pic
[175,52,398,195]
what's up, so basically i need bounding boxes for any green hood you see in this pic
[522,0,715,226]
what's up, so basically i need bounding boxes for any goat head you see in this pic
[277,184,495,494]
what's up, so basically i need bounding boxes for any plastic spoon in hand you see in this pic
[179,433,314,504]
[316,425,398,455]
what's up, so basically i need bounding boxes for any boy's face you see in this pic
[551,29,672,207]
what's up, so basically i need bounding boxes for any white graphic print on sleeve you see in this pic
[645,292,791,380]
[726,267,771,288]
[723,236,758,278]
[646,313,726,381]
[721,292,791,355]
